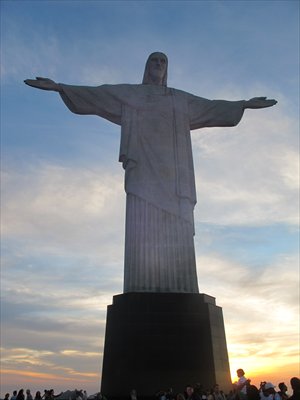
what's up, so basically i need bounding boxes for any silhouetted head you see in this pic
[278,383,287,392]
[142,52,168,86]
[290,377,300,392]
[246,385,260,400]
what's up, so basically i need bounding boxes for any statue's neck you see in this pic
[146,76,164,86]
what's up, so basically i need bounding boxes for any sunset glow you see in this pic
[1,0,299,397]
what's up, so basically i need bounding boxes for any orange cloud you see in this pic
[2,368,98,384]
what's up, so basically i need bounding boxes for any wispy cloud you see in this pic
[196,251,299,385]
[2,163,125,256]
[192,101,299,226]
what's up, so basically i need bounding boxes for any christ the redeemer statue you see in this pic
[25,52,277,294]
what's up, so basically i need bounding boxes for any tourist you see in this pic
[34,392,42,400]
[193,384,204,400]
[289,377,300,400]
[185,385,197,400]
[277,383,289,400]
[260,383,280,400]
[26,390,33,400]
[236,369,250,400]
[246,385,260,400]
[210,384,226,400]
[16,390,25,400]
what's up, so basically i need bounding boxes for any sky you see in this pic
[1,0,299,397]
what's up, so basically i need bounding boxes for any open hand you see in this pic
[24,77,60,92]
[245,97,277,109]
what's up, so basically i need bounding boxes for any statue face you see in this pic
[148,53,167,83]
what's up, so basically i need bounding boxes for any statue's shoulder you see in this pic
[169,87,193,98]
[100,83,137,90]
[97,84,193,104]
[99,84,192,98]
[100,83,144,96]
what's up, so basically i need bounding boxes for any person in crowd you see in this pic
[236,369,251,400]
[193,384,204,400]
[176,394,186,400]
[207,389,213,400]
[185,385,198,400]
[16,390,25,400]
[227,386,238,400]
[75,390,83,400]
[130,389,137,400]
[42,392,50,400]
[49,390,63,400]
[11,392,17,400]
[26,390,33,400]
[210,384,226,400]
[277,383,289,400]
[289,377,300,400]
[247,385,260,400]
[166,388,175,400]
[157,390,167,400]
[34,392,42,400]
[4,394,10,400]
[260,382,280,400]
[201,391,209,400]
[82,391,87,400]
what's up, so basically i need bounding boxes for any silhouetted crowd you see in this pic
[153,372,300,400]
[2,370,300,400]
[1,389,87,400]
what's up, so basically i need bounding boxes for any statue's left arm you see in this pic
[244,96,277,109]
[188,94,277,130]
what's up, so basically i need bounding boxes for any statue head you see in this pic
[142,52,168,86]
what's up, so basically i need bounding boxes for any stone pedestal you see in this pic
[101,293,231,399]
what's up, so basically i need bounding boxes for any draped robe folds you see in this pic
[59,83,245,293]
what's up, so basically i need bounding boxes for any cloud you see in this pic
[192,99,299,226]
[196,251,299,382]
[2,163,125,258]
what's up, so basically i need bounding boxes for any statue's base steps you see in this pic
[101,292,231,398]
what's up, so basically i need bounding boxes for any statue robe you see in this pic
[59,83,245,293]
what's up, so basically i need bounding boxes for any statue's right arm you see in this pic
[24,78,123,124]
[24,77,61,92]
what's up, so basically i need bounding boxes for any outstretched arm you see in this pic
[24,77,61,92]
[24,77,123,124]
[188,93,277,130]
[244,96,277,109]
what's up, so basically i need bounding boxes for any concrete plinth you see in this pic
[101,292,231,399]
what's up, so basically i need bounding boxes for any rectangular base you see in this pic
[101,293,231,398]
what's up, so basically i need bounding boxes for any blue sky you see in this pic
[1,0,299,396]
